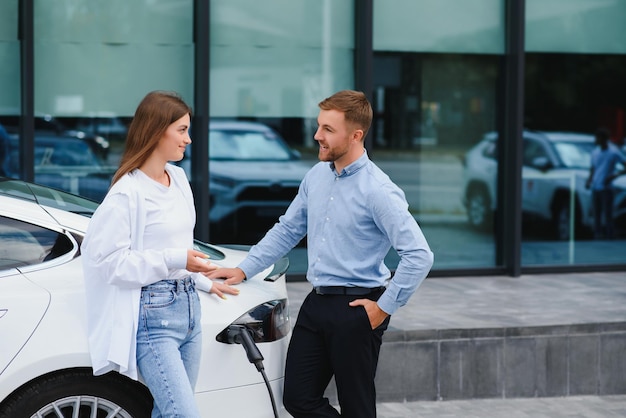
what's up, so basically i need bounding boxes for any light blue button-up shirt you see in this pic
[589,144,626,191]
[238,151,434,315]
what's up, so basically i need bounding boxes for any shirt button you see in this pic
[326,217,330,221]
[330,196,334,200]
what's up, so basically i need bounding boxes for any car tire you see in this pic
[552,197,585,241]
[466,185,492,231]
[0,368,153,418]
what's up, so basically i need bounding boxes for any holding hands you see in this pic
[187,250,241,298]
[186,249,221,274]
[205,267,247,286]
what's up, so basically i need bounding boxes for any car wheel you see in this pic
[466,185,492,230]
[0,369,152,418]
[553,201,572,240]
[552,197,587,241]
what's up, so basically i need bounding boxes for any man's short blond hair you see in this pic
[318,90,373,138]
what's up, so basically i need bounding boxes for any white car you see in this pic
[0,179,292,417]
[461,130,626,240]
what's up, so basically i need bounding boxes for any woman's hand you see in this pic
[209,280,241,300]
[186,249,220,274]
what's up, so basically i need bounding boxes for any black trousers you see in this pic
[283,288,389,418]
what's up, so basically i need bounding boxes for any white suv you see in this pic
[461,130,626,240]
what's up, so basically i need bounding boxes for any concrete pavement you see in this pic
[377,394,626,417]
[286,271,626,417]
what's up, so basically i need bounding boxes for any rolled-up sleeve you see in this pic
[371,185,434,315]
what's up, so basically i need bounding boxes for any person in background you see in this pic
[585,127,626,239]
[206,89,434,417]
[0,122,10,176]
[81,90,239,417]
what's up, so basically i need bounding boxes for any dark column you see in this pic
[354,0,374,151]
[192,0,211,242]
[19,0,35,182]
[499,0,525,276]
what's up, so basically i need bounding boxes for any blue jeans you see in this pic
[137,277,202,418]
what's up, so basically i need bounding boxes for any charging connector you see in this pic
[227,325,279,417]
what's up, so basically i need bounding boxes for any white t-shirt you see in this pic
[136,169,194,281]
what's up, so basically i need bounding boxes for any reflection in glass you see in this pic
[373,54,500,269]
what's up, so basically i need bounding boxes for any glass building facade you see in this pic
[2,0,625,278]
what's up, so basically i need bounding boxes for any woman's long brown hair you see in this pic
[111,91,193,186]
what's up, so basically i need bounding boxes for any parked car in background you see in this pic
[4,133,115,202]
[0,178,292,418]
[461,130,626,240]
[0,113,110,160]
[182,120,312,244]
[75,113,128,143]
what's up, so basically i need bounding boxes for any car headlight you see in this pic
[216,299,290,344]
[94,135,110,149]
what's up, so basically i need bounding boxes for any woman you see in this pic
[81,90,238,417]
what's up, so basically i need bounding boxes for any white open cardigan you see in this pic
[80,164,211,380]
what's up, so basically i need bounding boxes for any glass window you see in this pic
[526,0,626,54]
[210,129,292,161]
[32,0,194,177]
[210,0,354,119]
[0,216,74,269]
[0,1,20,115]
[523,0,626,266]
[0,1,20,181]
[208,1,354,269]
[373,0,505,270]
[12,1,196,202]
[374,0,505,54]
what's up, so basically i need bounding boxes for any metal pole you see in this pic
[192,0,211,242]
[18,0,35,182]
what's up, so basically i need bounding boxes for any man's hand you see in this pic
[205,267,246,285]
[186,249,220,274]
[349,299,389,329]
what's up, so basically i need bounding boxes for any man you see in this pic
[207,90,434,417]
[585,127,626,239]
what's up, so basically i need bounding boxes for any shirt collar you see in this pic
[329,149,369,177]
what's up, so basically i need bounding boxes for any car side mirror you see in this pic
[531,156,552,171]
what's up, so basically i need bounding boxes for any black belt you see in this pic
[314,286,385,296]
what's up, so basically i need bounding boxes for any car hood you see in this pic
[613,175,626,189]
[210,160,312,182]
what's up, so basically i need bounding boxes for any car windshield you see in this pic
[34,140,101,167]
[209,129,292,161]
[553,141,594,169]
[0,178,99,215]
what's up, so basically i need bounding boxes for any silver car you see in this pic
[461,130,626,240]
